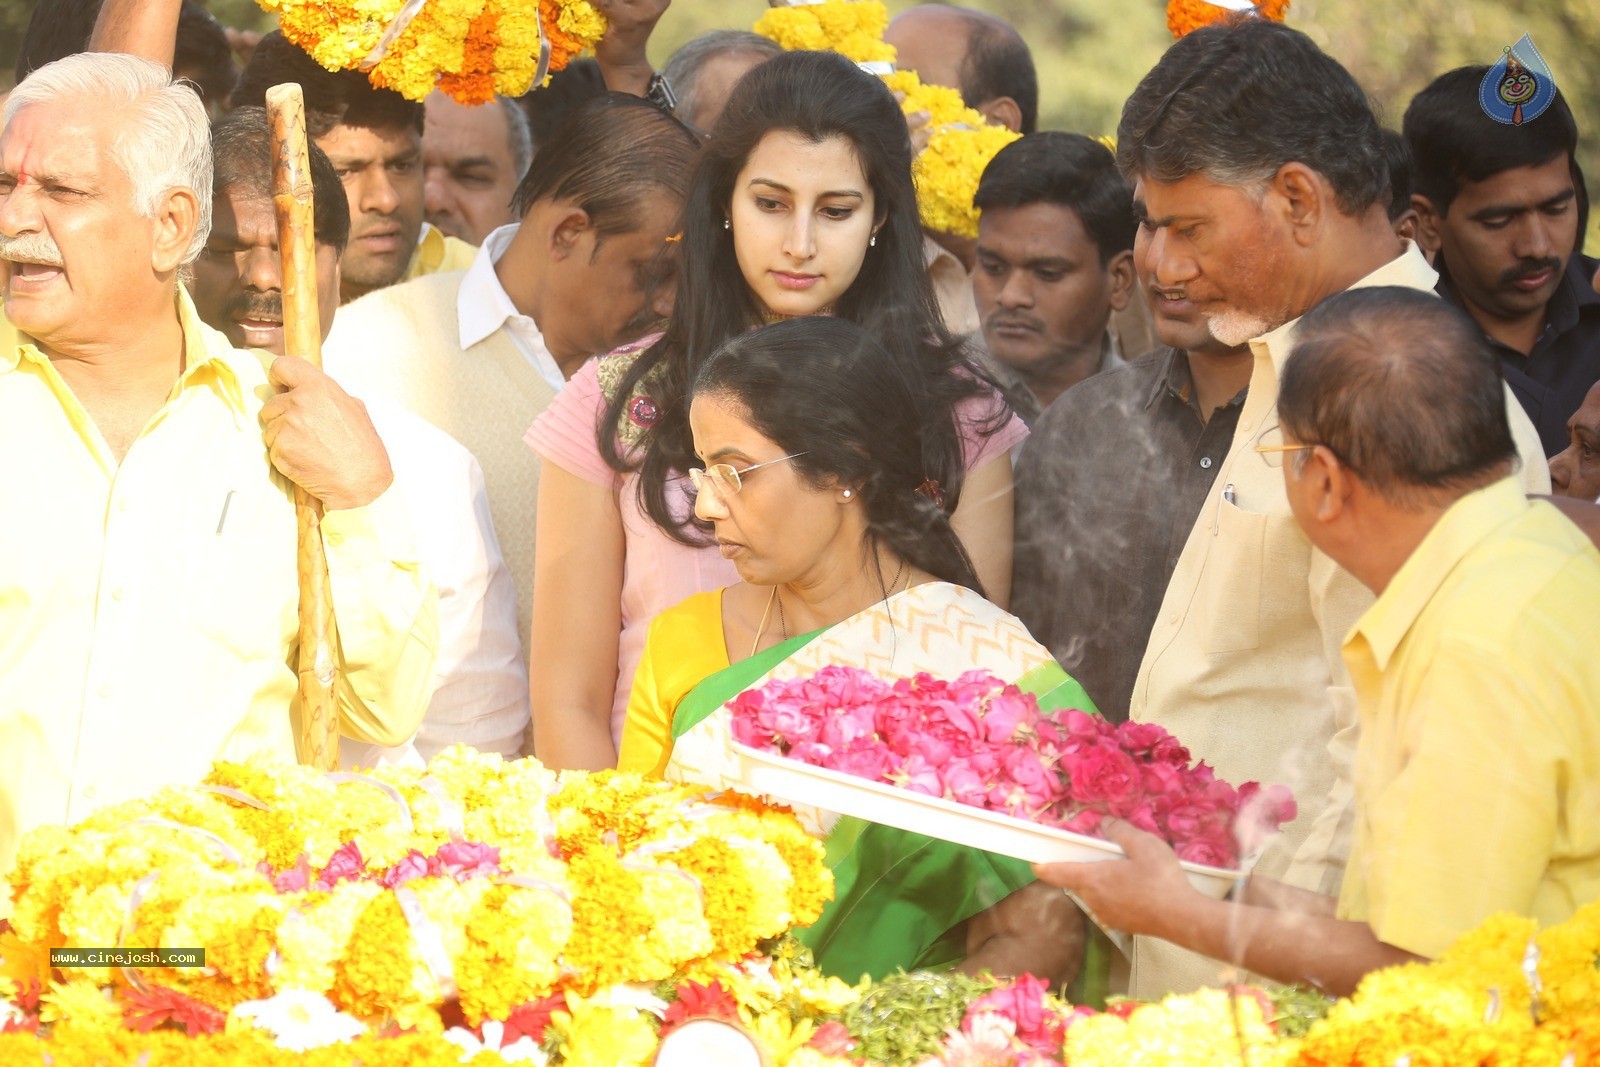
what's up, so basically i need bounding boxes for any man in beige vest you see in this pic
[324,94,700,663]
[1088,20,1549,999]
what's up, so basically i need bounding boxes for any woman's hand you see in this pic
[529,463,627,770]
[961,881,1086,984]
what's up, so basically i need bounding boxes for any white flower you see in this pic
[230,989,367,1052]
[442,1020,549,1064]
[584,982,670,1018]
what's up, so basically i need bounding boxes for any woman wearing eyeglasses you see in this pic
[617,317,1089,986]
[526,50,1025,772]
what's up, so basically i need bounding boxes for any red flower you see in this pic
[12,978,42,1015]
[121,984,226,1036]
[1103,998,1144,1020]
[501,992,567,1044]
[807,1020,856,1055]
[660,980,740,1034]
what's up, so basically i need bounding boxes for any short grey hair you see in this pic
[498,95,534,181]
[663,30,781,132]
[1279,287,1517,507]
[5,52,213,263]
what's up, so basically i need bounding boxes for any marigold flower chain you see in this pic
[256,0,606,104]
[3,902,1599,1062]
[729,666,1296,868]
[754,1,897,64]
[1,748,830,1037]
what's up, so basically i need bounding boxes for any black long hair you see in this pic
[692,317,984,596]
[599,49,1001,543]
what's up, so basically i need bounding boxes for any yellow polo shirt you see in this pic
[0,289,439,878]
[1338,479,1600,958]
[403,223,477,282]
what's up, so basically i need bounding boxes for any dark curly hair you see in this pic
[693,317,984,594]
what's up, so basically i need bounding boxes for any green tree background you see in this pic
[1,0,1596,246]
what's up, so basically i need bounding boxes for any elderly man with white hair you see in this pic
[0,52,438,875]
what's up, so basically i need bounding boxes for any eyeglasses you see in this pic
[688,452,810,497]
[1253,426,1316,468]
[1254,443,1316,468]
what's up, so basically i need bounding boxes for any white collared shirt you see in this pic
[340,399,531,769]
[457,224,566,394]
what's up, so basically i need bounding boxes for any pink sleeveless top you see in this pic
[525,337,1028,743]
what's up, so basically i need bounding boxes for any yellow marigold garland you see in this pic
[0,750,830,1036]
[256,0,606,104]
[758,25,1019,238]
[754,0,897,64]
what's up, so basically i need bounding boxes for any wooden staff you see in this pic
[267,83,340,770]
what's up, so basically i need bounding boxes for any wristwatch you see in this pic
[646,71,678,115]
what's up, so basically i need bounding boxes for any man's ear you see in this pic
[1105,249,1136,313]
[547,204,594,263]
[1308,444,1353,524]
[977,96,1023,134]
[1271,163,1326,248]
[1409,194,1445,256]
[151,187,202,274]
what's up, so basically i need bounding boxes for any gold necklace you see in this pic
[748,560,908,658]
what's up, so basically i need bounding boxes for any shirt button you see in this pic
[97,685,111,699]
[325,531,343,547]
[1200,457,1213,469]
[111,588,125,601]
[82,786,98,801]
[1167,613,1179,625]
[116,499,129,513]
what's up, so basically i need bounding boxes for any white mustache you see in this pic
[0,233,65,268]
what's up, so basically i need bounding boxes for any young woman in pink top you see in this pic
[526,51,1027,770]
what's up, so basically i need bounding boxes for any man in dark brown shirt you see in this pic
[1012,214,1253,721]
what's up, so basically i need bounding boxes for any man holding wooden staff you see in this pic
[0,52,439,875]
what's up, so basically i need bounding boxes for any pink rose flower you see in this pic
[939,758,992,808]
[315,840,366,889]
[1067,743,1141,812]
[380,850,434,888]
[786,740,834,767]
[435,841,503,881]
[826,739,896,782]
[1054,808,1104,837]
[1115,720,1171,758]
[964,975,1065,1057]
[892,753,945,796]
[978,689,1036,743]
[1176,836,1235,868]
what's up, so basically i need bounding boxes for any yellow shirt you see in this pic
[1126,243,1551,997]
[0,289,439,876]
[1337,479,1600,958]
[403,223,477,282]
[616,591,728,779]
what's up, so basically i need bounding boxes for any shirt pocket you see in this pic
[182,482,297,661]
[1195,497,1267,654]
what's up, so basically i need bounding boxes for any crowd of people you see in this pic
[2,0,1597,1008]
